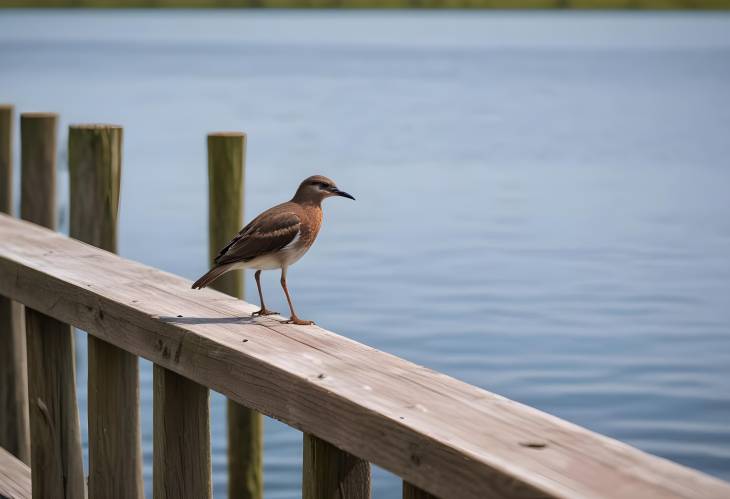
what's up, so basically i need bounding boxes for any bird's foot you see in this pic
[282,316,315,326]
[252,308,278,317]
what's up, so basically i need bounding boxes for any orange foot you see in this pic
[252,308,278,317]
[283,316,315,326]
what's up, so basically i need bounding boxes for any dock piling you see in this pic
[69,124,143,499]
[20,111,85,498]
[0,105,14,215]
[0,104,30,466]
[207,132,263,499]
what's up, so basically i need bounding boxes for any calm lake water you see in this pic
[2,9,730,497]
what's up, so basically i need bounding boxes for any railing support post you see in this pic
[69,124,143,499]
[0,103,30,465]
[153,365,211,499]
[403,482,438,499]
[207,132,263,499]
[20,112,85,498]
[302,433,370,499]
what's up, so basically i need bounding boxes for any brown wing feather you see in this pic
[215,208,301,266]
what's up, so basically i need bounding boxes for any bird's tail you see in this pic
[192,264,233,290]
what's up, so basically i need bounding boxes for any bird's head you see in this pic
[292,175,355,205]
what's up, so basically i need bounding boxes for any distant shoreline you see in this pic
[2,1,729,8]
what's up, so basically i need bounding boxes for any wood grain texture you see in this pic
[20,113,57,227]
[25,311,85,499]
[303,434,370,499]
[0,104,30,465]
[0,297,29,464]
[208,131,263,499]
[0,105,13,214]
[207,132,245,298]
[227,401,262,499]
[153,364,212,499]
[19,115,85,499]
[403,482,438,499]
[1,214,730,499]
[86,340,141,498]
[69,125,122,252]
[0,446,31,499]
[69,124,143,499]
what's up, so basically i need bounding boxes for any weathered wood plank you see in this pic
[69,124,143,499]
[207,131,263,499]
[0,103,30,465]
[0,446,31,499]
[303,434,370,499]
[153,364,212,499]
[1,214,729,499]
[19,114,85,499]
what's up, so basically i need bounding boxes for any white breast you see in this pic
[242,231,310,271]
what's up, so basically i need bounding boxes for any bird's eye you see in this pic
[318,182,329,189]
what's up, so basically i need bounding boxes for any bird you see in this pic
[192,175,355,325]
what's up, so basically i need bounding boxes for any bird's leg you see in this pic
[279,267,314,326]
[252,270,278,317]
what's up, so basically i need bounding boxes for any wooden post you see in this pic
[207,132,263,499]
[153,365,211,499]
[68,124,143,499]
[403,482,438,499]
[0,104,30,465]
[20,112,85,498]
[0,105,13,215]
[302,434,371,499]
[20,114,57,227]
[207,133,245,300]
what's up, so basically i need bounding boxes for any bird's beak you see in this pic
[332,188,355,200]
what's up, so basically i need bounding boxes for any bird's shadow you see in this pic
[158,315,256,326]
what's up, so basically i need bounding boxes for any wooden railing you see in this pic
[1,103,730,499]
